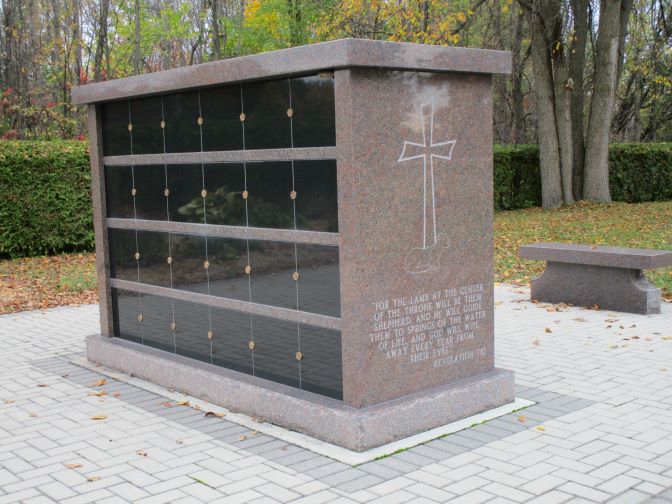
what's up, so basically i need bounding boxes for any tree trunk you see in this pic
[584,0,630,202]
[510,3,525,143]
[211,0,221,60]
[525,1,563,209]
[93,0,110,81]
[134,0,141,75]
[569,0,588,200]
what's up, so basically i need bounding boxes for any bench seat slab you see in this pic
[531,262,661,315]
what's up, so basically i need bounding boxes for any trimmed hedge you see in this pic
[609,143,672,203]
[0,141,93,258]
[1,141,671,258]
[493,142,672,210]
[493,144,542,210]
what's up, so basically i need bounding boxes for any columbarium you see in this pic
[73,39,514,451]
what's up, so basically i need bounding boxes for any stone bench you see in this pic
[519,243,672,314]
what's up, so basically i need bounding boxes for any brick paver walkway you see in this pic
[1,284,671,503]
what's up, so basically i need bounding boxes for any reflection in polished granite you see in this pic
[113,288,342,399]
[109,229,340,317]
[100,73,336,156]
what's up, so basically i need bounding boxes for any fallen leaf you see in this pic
[93,379,107,387]
[176,439,183,444]
[177,400,189,406]
[3,400,14,404]
[28,412,37,417]
[239,435,247,441]
[87,476,100,482]
[193,404,201,411]
[536,425,546,431]
[88,391,106,397]
[161,401,172,407]
[37,384,49,387]
[65,463,82,469]
[204,411,225,418]
[544,327,552,333]
[91,415,107,420]
[573,317,588,322]
[136,450,147,457]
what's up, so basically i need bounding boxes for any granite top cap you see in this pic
[72,38,511,105]
[519,242,672,270]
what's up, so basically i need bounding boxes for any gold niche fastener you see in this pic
[290,190,297,200]
[207,330,213,340]
[242,190,249,199]
[244,265,251,275]
[292,271,300,281]
[248,340,255,350]
[197,116,203,125]
[131,188,137,196]
[170,321,176,331]
[167,256,172,264]
[164,188,170,197]
[201,189,207,198]
[204,260,210,270]
[134,252,140,260]
[287,108,294,118]
[160,120,165,129]
[239,112,246,122]
[295,351,302,361]
[137,314,143,322]
[127,123,133,132]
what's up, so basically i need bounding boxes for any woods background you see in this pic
[0,0,670,206]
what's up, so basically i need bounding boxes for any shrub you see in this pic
[493,144,541,210]
[0,141,93,258]
[609,143,672,202]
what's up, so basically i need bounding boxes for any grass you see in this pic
[0,201,670,314]
[0,253,97,314]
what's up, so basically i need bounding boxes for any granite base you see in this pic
[87,335,515,452]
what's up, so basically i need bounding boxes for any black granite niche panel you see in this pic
[297,244,340,317]
[163,92,201,153]
[300,325,343,399]
[291,74,336,148]
[100,74,335,156]
[129,97,164,155]
[101,101,131,156]
[200,85,244,151]
[245,161,293,229]
[203,163,247,226]
[108,228,170,287]
[242,79,292,150]
[293,160,338,232]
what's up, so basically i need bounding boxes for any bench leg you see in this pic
[530,262,661,315]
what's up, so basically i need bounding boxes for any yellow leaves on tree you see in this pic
[314,0,465,46]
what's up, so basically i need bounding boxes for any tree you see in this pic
[519,0,634,208]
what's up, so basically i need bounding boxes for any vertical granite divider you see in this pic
[88,105,113,337]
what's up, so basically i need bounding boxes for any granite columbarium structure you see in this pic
[73,39,514,452]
